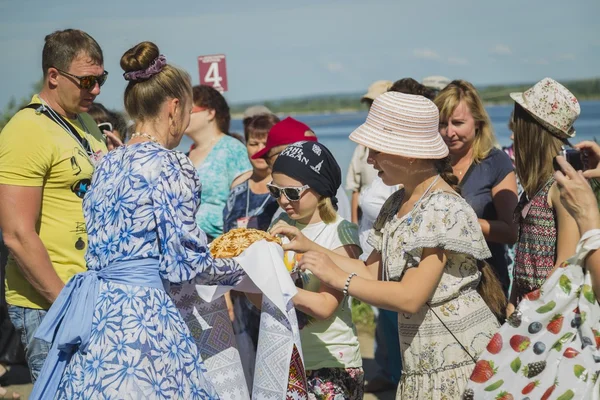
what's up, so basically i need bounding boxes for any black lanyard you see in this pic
[22,104,94,157]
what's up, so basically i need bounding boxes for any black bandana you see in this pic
[272,141,341,207]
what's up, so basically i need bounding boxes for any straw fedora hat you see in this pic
[361,80,393,102]
[350,91,448,159]
[510,78,580,139]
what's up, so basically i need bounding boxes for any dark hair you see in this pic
[434,156,460,194]
[477,260,508,324]
[121,41,191,123]
[43,29,103,77]
[389,78,436,100]
[228,132,245,144]
[192,85,231,134]
[361,98,374,108]
[88,102,129,141]
[244,114,280,142]
[434,155,507,321]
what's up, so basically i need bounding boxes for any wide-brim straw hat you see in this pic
[350,91,449,159]
[510,77,580,139]
[361,80,393,102]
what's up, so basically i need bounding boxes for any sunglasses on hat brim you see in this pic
[266,182,309,202]
[54,68,108,90]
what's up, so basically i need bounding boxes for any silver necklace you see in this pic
[131,132,160,143]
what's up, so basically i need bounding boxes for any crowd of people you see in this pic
[0,28,599,400]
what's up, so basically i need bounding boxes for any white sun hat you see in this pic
[422,75,451,91]
[350,91,449,159]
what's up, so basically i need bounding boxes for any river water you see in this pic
[177,101,600,188]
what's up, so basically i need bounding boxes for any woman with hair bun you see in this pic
[30,41,246,399]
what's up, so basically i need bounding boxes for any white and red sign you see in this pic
[198,54,228,92]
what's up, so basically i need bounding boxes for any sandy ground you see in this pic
[3,327,396,399]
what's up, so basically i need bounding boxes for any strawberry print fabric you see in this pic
[464,230,600,399]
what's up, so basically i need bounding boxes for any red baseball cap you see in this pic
[251,117,318,159]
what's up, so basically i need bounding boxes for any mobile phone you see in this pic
[97,122,113,132]
[553,147,588,171]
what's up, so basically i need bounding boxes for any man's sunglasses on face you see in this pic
[267,182,309,202]
[54,68,108,90]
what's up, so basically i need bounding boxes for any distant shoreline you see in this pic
[231,97,600,119]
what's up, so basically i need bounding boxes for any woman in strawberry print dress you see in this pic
[463,138,600,400]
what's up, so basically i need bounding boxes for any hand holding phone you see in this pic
[553,147,588,172]
[96,122,123,150]
[575,141,600,179]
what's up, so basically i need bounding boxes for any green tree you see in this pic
[0,78,43,131]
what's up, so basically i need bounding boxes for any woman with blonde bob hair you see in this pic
[508,78,582,313]
[434,80,518,296]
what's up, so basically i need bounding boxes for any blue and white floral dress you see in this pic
[31,142,244,400]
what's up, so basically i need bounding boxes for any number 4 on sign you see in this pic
[205,63,222,89]
[198,54,228,92]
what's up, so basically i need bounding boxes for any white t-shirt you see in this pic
[271,213,362,370]
[358,177,399,261]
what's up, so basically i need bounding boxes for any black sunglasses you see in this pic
[266,182,309,202]
[55,68,108,90]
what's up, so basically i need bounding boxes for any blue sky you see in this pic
[1,0,599,111]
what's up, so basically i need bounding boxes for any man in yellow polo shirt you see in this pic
[0,29,110,382]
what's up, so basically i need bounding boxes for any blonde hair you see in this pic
[317,197,337,224]
[121,41,192,122]
[511,103,564,197]
[434,80,497,163]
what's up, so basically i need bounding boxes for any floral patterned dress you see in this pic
[40,143,245,399]
[369,190,500,400]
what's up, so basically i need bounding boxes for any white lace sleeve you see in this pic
[403,192,491,268]
[569,229,600,267]
[367,228,382,252]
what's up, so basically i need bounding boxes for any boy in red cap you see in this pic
[253,117,351,222]
[252,117,317,167]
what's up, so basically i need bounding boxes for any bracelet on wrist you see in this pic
[343,272,358,296]
[341,272,358,310]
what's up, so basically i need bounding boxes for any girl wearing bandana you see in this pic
[269,141,364,399]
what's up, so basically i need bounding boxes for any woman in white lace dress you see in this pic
[273,92,505,399]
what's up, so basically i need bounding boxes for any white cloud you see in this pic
[413,48,441,60]
[447,57,469,65]
[325,62,343,72]
[491,44,512,56]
